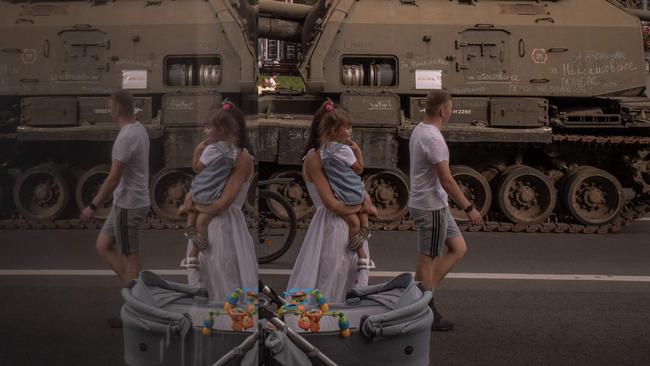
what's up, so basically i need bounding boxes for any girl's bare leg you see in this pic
[178,192,195,215]
[343,213,361,239]
[363,194,378,217]
[193,212,212,251]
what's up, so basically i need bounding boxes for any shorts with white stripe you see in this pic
[410,206,461,257]
[101,205,149,256]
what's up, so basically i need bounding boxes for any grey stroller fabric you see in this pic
[239,340,258,366]
[271,273,433,366]
[128,270,209,307]
[120,271,206,360]
[264,322,313,366]
[214,330,259,366]
[122,271,254,366]
[347,273,433,341]
[122,271,207,365]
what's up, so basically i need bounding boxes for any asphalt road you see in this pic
[0,221,649,366]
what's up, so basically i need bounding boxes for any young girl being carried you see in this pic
[178,101,242,269]
[319,100,378,270]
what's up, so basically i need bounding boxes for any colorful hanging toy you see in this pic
[276,288,350,338]
[201,288,257,335]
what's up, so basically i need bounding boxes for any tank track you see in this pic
[0,216,186,230]
[305,134,650,234]
[1,134,648,233]
[367,192,649,234]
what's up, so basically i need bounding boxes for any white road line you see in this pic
[1,269,650,282]
[639,217,650,221]
[260,269,650,282]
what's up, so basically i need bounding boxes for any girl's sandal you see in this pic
[348,233,364,251]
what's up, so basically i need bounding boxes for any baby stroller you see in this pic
[121,271,258,366]
[260,273,433,366]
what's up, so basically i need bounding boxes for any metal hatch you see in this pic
[456,29,511,82]
[58,28,109,81]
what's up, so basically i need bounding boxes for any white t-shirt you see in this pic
[320,142,357,167]
[408,122,449,210]
[112,121,150,209]
[268,77,277,88]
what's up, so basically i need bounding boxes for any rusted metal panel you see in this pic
[499,3,546,15]
[162,92,222,127]
[57,29,108,82]
[79,97,152,125]
[355,128,399,169]
[19,4,68,16]
[409,97,489,125]
[306,0,645,97]
[489,98,548,127]
[278,125,310,165]
[246,119,259,160]
[340,91,401,127]
[398,124,552,144]
[0,1,255,96]
[15,125,163,142]
[443,126,553,144]
[256,125,280,163]
[163,127,202,168]
[21,97,77,127]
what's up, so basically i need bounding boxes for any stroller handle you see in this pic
[266,315,339,366]
[258,282,338,366]
[212,330,259,366]
[259,280,286,307]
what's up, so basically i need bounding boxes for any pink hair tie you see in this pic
[324,102,334,112]
[222,102,231,111]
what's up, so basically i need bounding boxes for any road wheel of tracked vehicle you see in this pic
[449,165,492,222]
[561,166,623,226]
[267,170,314,221]
[13,163,70,221]
[496,165,556,225]
[150,168,193,222]
[364,169,409,223]
[75,164,112,219]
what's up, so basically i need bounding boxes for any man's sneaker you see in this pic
[430,303,454,331]
[107,316,123,328]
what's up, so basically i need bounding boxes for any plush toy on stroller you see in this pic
[259,273,433,366]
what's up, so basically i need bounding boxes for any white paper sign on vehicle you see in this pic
[121,70,148,89]
[415,69,442,90]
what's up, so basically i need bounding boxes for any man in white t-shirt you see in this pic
[408,90,483,331]
[80,90,150,327]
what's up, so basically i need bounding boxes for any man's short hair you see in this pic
[424,90,451,118]
[110,90,134,117]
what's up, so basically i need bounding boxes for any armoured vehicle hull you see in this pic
[0,0,257,227]
[256,0,650,233]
